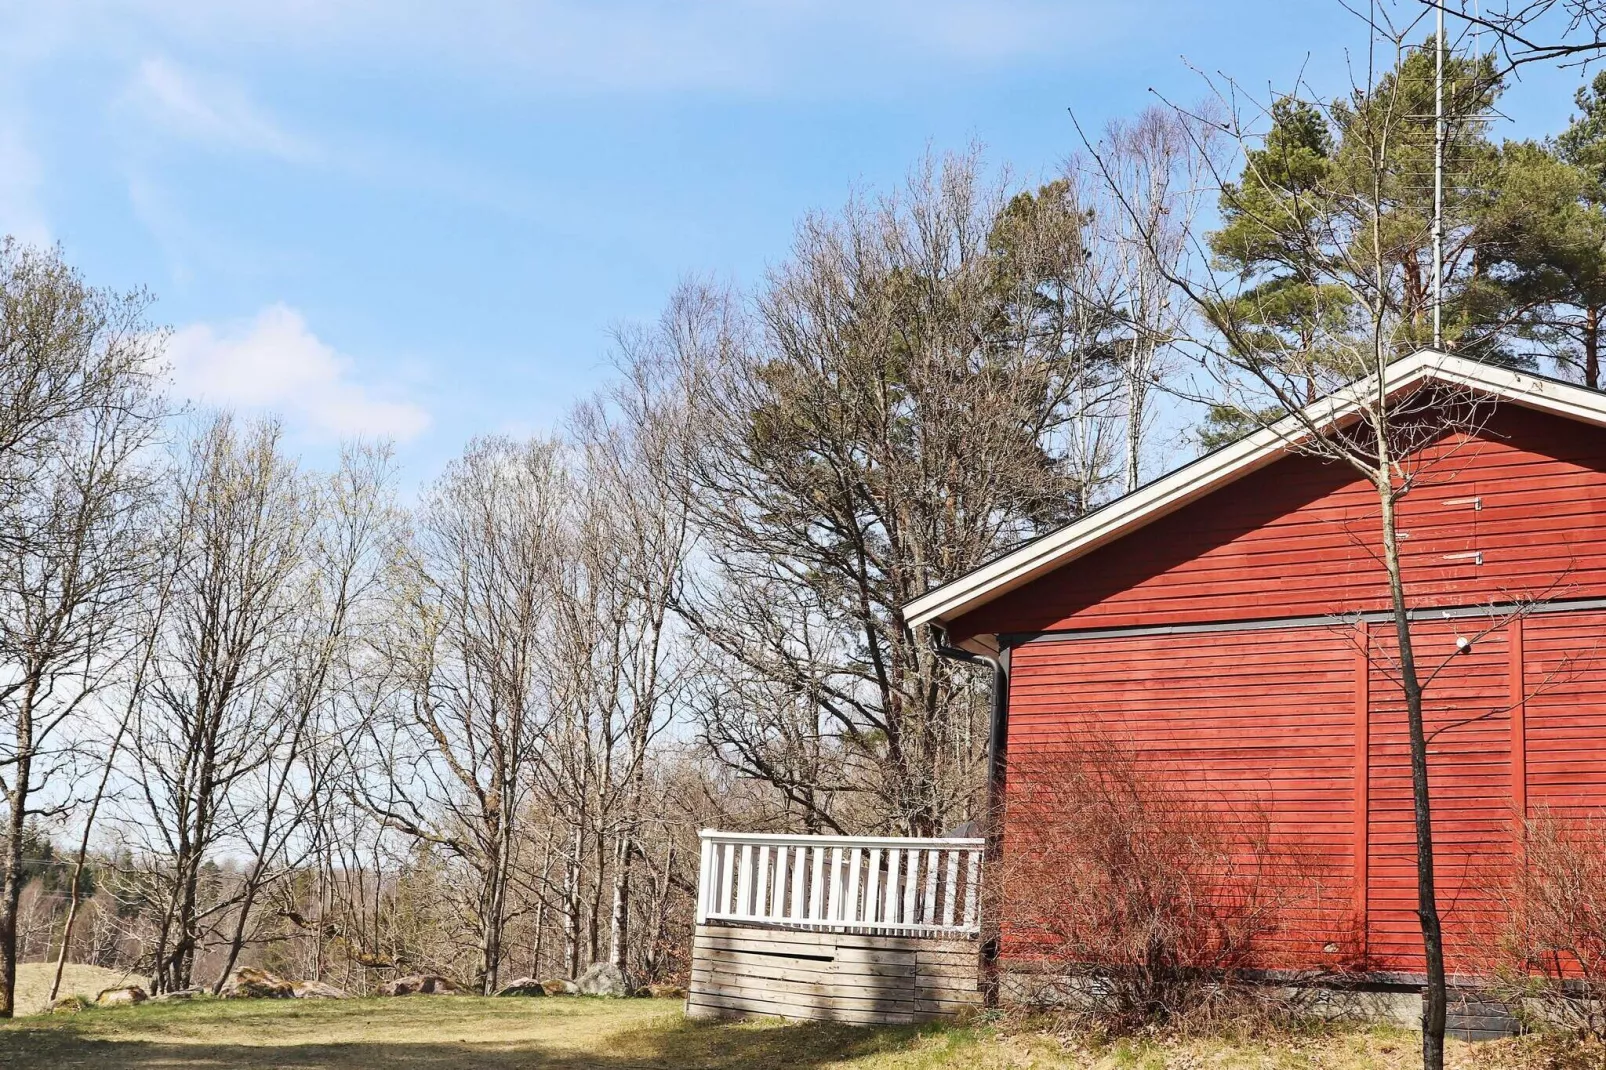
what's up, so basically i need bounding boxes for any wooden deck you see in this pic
[687,830,986,1024]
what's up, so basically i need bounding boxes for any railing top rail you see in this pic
[698,829,984,850]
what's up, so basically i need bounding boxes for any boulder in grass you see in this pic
[49,995,90,1014]
[380,974,459,996]
[220,967,295,999]
[541,978,578,996]
[495,977,547,997]
[152,987,207,1002]
[96,986,147,1006]
[292,979,350,999]
[575,962,629,997]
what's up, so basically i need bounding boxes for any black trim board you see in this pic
[999,596,1606,648]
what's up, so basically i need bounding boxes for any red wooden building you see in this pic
[905,350,1606,978]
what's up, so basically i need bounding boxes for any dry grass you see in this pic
[0,993,1598,1069]
[11,962,143,1016]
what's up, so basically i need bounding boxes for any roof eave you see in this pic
[904,350,1606,631]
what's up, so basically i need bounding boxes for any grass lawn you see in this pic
[0,993,1588,1069]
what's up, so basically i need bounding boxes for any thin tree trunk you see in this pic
[0,682,36,1018]
[1586,306,1599,391]
[1378,478,1446,1070]
[563,826,582,978]
[530,826,554,979]
[48,713,130,1002]
[1126,345,1144,493]
[608,835,630,973]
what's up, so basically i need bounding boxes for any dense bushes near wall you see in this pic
[998,735,1330,1029]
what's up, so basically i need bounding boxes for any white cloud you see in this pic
[166,304,430,441]
[125,57,312,159]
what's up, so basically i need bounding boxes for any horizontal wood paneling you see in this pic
[1002,628,1359,967]
[963,403,1606,982]
[951,406,1606,641]
[686,923,980,1025]
[1000,605,1606,978]
[1364,623,1511,973]
[1521,611,1606,820]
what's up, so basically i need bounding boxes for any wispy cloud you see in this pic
[125,57,313,159]
[69,1,1107,96]
[166,304,430,441]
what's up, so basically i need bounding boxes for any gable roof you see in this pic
[904,349,1606,639]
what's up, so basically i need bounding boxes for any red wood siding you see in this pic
[1000,616,1602,975]
[980,404,1606,977]
[1003,628,1359,966]
[951,406,1606,643]
[1523,611,1606,821]
[1363,622,1511,973]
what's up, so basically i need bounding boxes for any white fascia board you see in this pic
[904,350,1606,630]
[1425,357,1606,429]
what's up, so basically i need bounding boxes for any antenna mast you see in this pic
[1432,4,1445,350]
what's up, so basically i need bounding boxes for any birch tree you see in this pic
[207,443,397,991]
[359,436,560,994]
[571,340,694,976]
[125,415,311,993]
[0,242,163,1015]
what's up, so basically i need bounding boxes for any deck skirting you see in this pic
[685,921,982,1025]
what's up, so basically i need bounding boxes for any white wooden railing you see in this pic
[695,829,985,937]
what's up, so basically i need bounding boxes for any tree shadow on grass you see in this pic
[0,1012,960,1070]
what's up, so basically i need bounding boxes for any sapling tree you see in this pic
[1083,22,1512,1069]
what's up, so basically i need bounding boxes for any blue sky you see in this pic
[0,0,1589,484]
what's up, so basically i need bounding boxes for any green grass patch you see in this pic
[0,991,1585,1069]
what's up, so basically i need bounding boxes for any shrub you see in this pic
[1484,805,1606,1041]
[996,733,1321,1030]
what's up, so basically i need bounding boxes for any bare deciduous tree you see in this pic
[125,415,311,994]
[0,241,163,1016]
[670,151,1116,836]
[1082,25,1513,1068]
[357,436,560,994]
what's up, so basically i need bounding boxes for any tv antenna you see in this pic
[1433,2,1445,351]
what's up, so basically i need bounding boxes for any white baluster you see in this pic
[828,848,845,921]
[718,843,735,917]
[922,848,939,927]
[884,849,901,926]
[737,844,756,917]
[810,846,826,922]
[942,850,961,927]
[903,849,920,925]
[962,850,982,929]
[755,845,767,917]
[769,846,788,919]
[696,837,714,924]
[865,849,882,924]
[847,849,864,925]
[789,845,807,920]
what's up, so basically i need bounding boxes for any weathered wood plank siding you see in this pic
[686,923,982,1024]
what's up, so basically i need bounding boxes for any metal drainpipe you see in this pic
[930,622,1008,1006]
[931,624,1008,843]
